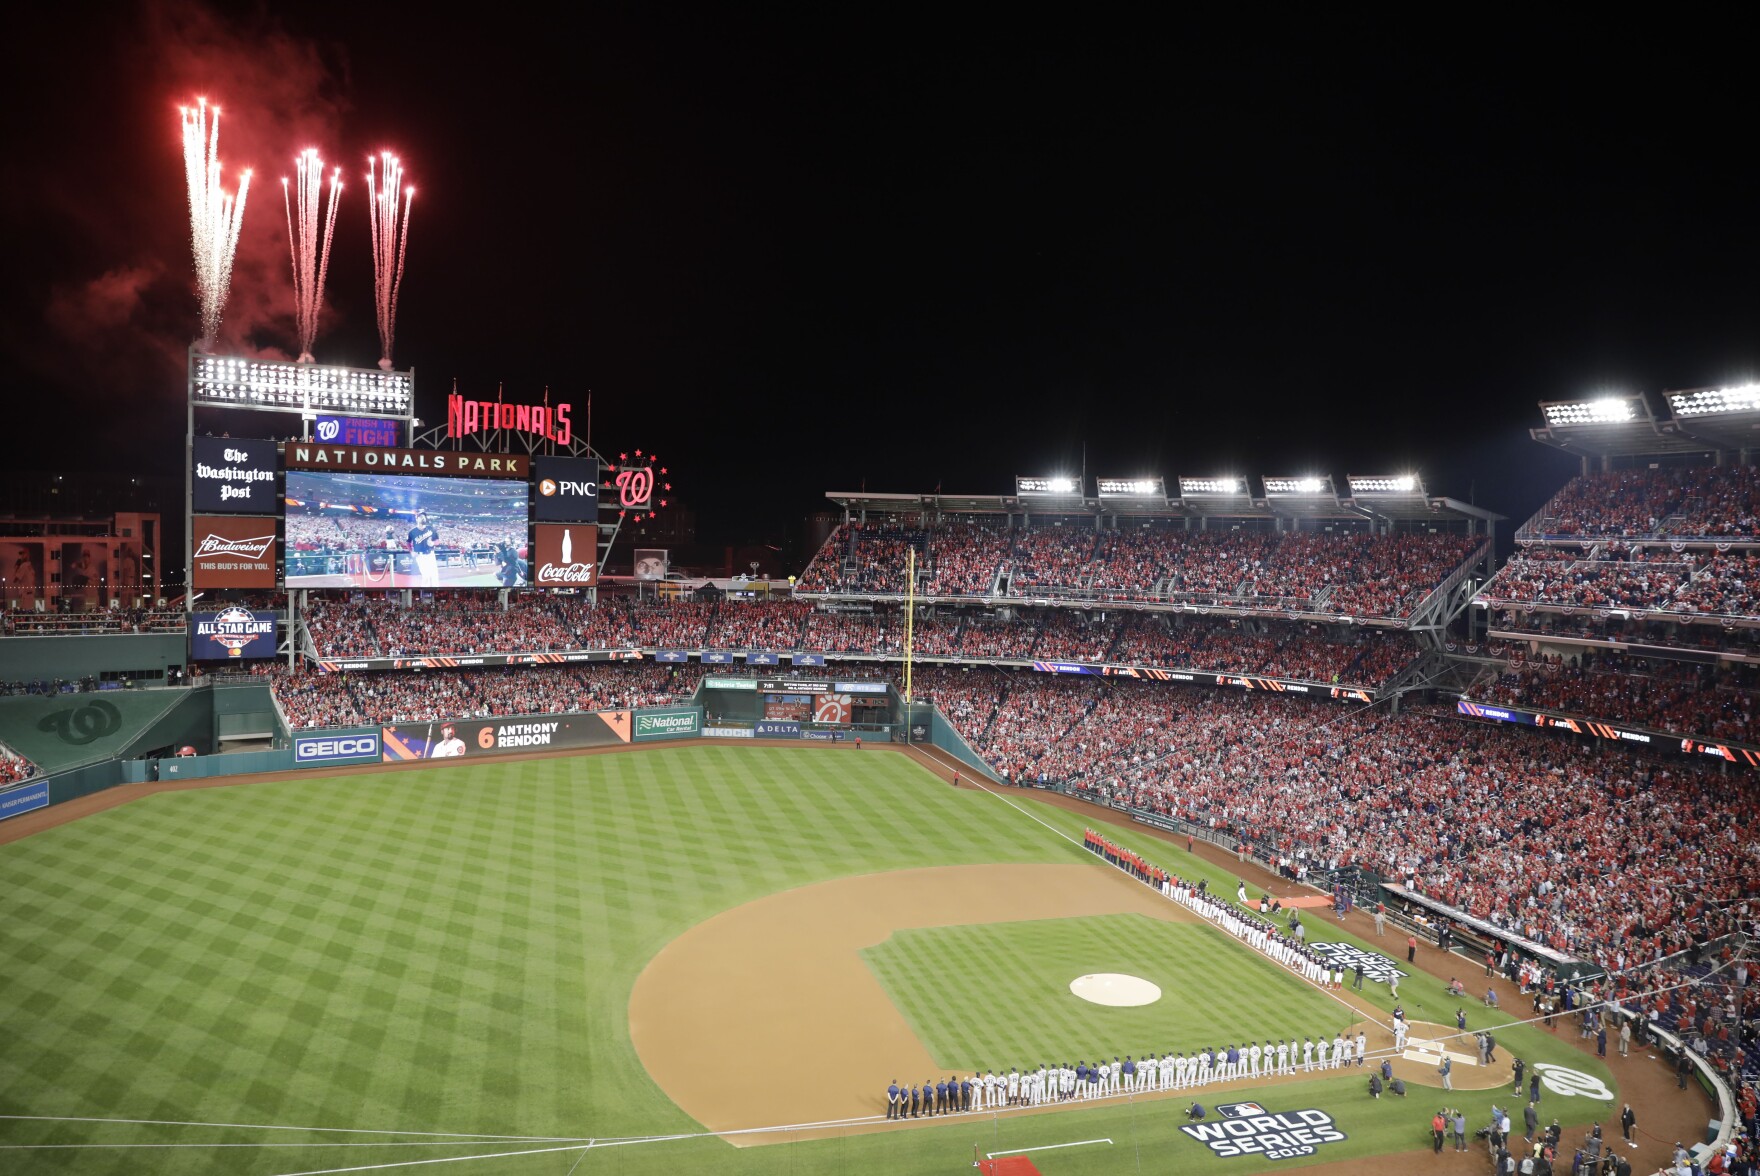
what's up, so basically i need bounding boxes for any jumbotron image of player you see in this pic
[429,723,467,758]
[408,510,442,588]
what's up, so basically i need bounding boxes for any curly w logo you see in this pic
[37,699,123,745]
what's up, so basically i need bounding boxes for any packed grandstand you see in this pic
[8,440,1760,1155]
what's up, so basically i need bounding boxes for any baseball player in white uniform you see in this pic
[429,723,467,758]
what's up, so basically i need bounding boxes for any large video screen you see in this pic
[284,471,529,589]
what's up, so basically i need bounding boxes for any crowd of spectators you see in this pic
[1476,654,1760,744]
[2,607,186,635]
[0,742,37,785]
[797,518,1480,619]
[269,662,705,728]
[1483,547,1760,621]
[1528,465,1760,539]
[911,667,1757,968]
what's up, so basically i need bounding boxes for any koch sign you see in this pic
[192,437,278,513]
[314,416,400,447]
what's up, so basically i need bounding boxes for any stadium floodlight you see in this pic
[1539,396,1640,427]
[1347,473,1425,496]
[1263,475,1334,496]
[1016,476,1082,496]
[1666,383,1760,418]
[1096,477,1166,498]
[191,353,414,419]
[1178,476,1249,497]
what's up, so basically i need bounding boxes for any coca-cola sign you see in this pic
[531,525,598,587]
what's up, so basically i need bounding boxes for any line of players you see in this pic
[885,1031,1373,1119]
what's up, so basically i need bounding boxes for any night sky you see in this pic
[3,5,1756,564]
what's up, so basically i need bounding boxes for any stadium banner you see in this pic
[1032,660,1103,675]
[791,653,825,666]
[293,728,382,765]
[835,681,889,694]
[0,541,47,608]
[753,720,800,739]
[633,708,702,741]
[190,607,278,660]
[0,780,51,822]
[530,524,597,587]
[800,729,846,741]
[532,456,601,522]
[813,693,852,724]
[633,548,669,580]
[1456,700,1538,725]
[192,436,278,513]
[190,515,278,588]
[744,651,780,666]
[655,650,689,662]
[284,443,529,478]
[759,679,829,693]
[702,726,755,739]
[314,415,401,447]
[314,649,641,673]
[702,650,734,664]
[380,710,631,761]
[701,678,755,690]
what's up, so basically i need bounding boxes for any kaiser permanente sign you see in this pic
[634,710,701,740]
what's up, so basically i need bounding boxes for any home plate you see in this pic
[1070,973,1162,1007]
[1402,1035,1479,1067]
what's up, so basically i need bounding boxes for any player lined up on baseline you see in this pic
[1083,828,1381,997]
[884,1027,1377,1120]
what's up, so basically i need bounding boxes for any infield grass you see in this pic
[0,743,1624,1175]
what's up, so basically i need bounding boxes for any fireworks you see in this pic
[281,150,342,364]
[366,151,414,371]
[180,98,252,349]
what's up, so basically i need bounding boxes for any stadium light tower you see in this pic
[1096,477,1167,500]
[1347,473,1426,497]
[1177,476,1250,497]
[1015,475,1084,497]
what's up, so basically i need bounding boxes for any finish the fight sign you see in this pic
[1181,1104,1348,1161]
[1309,942,1408,985]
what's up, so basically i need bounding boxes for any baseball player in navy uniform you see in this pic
[407,509,441,587]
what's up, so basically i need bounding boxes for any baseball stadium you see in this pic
[4,368,1759,1176]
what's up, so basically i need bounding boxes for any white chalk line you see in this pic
[986,1136,1113,1158]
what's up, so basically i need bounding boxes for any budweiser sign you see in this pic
[196,532,275,560]
[190,515,278,588]
[531,525,598,587]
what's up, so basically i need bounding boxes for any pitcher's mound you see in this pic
[1069,972,1162,1007]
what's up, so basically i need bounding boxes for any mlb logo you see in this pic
[1215,1102,1266,1119]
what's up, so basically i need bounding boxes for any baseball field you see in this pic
[0,742,1624,1174]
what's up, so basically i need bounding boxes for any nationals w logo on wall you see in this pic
[1182,1106,1348,1161]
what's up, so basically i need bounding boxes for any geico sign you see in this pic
[296,736,380,761]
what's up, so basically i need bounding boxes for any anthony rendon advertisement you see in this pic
[381,711,632,760]
[190,516,278,588]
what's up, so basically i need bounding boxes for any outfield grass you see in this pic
[0,745,1623,1175]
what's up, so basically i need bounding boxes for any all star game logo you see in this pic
[1181,1104,1348,1160]
[1310,941,1408,985]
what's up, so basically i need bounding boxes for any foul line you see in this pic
[987,1137,1113,1158]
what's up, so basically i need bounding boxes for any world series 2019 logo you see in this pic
[1181,1105,1348,1160]
[1310,942,1407,985]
